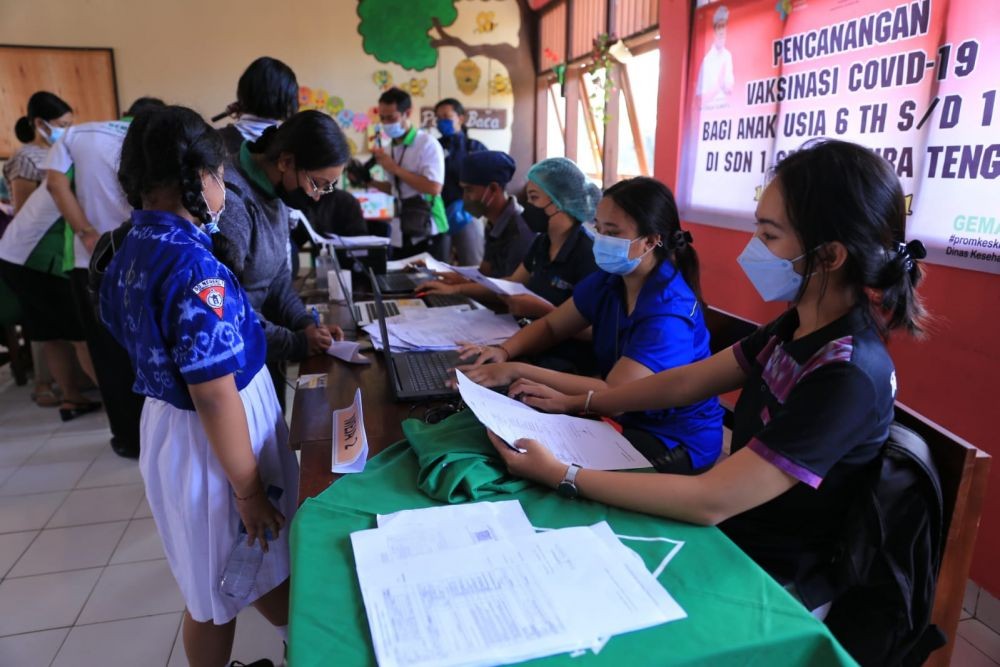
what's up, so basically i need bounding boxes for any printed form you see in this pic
[455,370,648,470]
[351,501,685,667]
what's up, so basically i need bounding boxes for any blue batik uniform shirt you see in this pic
[100,209,266,411]
[572,259,724,469]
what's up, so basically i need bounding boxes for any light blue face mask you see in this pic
[592,233,655,276]
[201,174,226,234]
[43,121,66,144]
[736,236,808,302]
[383,121,406,139]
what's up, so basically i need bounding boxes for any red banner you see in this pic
[680,0,1000,274]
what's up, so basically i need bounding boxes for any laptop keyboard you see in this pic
[424,294,469,308]
[355,301,399,323]
[400,353,453,392]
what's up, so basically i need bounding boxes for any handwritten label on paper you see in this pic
[332,388,369,473]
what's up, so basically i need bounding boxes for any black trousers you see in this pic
[69,269,143,456]
[623,427,704,475]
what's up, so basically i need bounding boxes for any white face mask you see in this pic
[736,236,808,302]
[201,174,226,234]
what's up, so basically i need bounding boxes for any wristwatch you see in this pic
[556,464,581,499]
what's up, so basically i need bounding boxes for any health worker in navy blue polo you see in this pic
[458,177,723,473]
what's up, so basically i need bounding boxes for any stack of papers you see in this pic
[363,308,521,352]
[352,501,686,667]
[445,264,554,307]
[456,370,649,470]
[297,212,391,248]
[384,251,454,273]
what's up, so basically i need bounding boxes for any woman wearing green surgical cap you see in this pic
[418,157,600,374]
[418,157,599,320]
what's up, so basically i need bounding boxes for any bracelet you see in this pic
[75,226,97,238]
[583,389,595,415]
[497,344,511,361]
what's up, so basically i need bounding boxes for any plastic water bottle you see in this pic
[219,485,283,600]
[316,247,333,293]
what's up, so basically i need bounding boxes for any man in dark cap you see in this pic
[459,150,537,278]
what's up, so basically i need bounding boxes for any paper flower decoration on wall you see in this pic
[352,113,370,133]
[372,70,393,90]
[312,89,330,110]
[454,59,481,95]
[326,96,345,116]
[298,86,314,109]
[337,109,355,129]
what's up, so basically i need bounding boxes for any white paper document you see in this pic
[446,264,554,307]
[332,388,368,473]
[455,370,648,471]
[298,212,392,249]
[351,519,685,667]
[363,309,521,352]
[326,340,371,365]
[385,251,453,273]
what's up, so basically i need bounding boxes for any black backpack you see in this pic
[87,220,132,318]
[820,423,948,666]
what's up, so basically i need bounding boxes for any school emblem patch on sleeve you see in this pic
[192,278,226,318]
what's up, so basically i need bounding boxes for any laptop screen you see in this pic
[368,268,403,395]
[329,250,360,328]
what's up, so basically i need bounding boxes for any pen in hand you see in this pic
[311,306,321,327]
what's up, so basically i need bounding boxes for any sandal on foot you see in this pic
[31,388,61,408]
[59,399,102,422]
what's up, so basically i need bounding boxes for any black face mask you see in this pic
[522,203,553,234]
[275,183,316,212]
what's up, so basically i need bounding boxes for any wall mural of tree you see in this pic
[356,0,537,185]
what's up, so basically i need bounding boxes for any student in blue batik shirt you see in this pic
[486,140,928,618]
[100,106,297,667]
[460,177,723,474]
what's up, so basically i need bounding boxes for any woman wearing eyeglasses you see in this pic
[214,110,349,410]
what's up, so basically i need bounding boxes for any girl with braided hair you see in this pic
[459,177,724,474]
[100,105,296,667]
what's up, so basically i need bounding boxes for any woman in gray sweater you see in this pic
[214,111,350,408]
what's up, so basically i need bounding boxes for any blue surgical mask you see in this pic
[436,118,456,137]
[43,121,66,144]
[383,121,406,139]
[736,236,807,302]
[593,233,654,276]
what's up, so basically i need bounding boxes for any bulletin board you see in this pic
[0,45,119,159]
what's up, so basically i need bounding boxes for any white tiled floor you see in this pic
[0,368,285,666]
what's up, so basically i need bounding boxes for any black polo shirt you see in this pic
[720,306,896,600]
[522,224,597,306]
[481,197,537,279]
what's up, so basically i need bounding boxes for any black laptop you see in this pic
[375,269,435,294]
[369,269,460,402]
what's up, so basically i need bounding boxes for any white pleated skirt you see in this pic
[139,367,299,624]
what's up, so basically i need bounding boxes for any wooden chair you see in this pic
[702,306,992,666]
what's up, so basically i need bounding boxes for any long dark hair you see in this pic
[435,97,469,136]
[604,177,703,304]
[14,91,72,143]
[248,110,350,170]
[118,105,226,224]
[235,56,299,121]
[773,138,926,336]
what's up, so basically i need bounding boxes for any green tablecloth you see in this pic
[288,433,857,666]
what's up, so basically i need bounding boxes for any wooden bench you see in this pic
[702,305,992,666]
